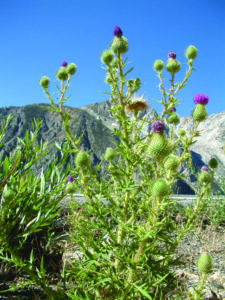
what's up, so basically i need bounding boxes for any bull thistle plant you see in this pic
[0,25,219,299]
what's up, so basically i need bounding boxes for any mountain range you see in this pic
[0,101,224,194]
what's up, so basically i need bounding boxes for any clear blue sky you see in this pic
[1,0,225,117]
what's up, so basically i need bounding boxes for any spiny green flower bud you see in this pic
[39,76,50,89]
[3,189,15,201]
[167,112,180,124]
[164,156,179,171]
[166,59,181,74]
[105,73,114,84]
[104,147,115,161]
[152,180,169,198]
[148,134,171,161]
[208,157,218,169]
[66,63,77,75]
[110,36,128,54]
[197,253,213,273]
[185,45,198,60]
[111,57,119,68]
[56,67,68,81]
[65,182,76,194]
[153,59,164,72]
[100,50,114,65]
[198,171,211,184]
[75,151,89,168]
[126,79,134,89]
[178,129,186,137]
[192,104,207,122]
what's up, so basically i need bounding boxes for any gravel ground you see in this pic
[170,225,225,299]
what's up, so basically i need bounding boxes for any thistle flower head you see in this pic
[61,61,68,67]
[193,94,209,105]
[126,95,147,112]
[201,166,209,172]
[170,107,176,112]
[168,51,176,59]
[113,25,123,37]
[151,120,165,133]
[68,175,74,182]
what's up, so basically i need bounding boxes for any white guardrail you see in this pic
[59,194,225,209]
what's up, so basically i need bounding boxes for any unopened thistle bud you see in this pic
[164,156,179,171]
[167,112,180,124]
[105,73,114,84]
[111,57,120,68]
[56,67,68,81]
[178,129,186,137]
[185,45,198,60]
[197,253,213,274]
[75,151,89,168]
[66,63,77,75]
[39,76,50,89]
[3,189,15,202]
[198,171,211,184]
[166,59,181,74]
[152,179,169,198]
[148,134,171,161]
[100,50,114,65]
[153,59,164,72]
[104,147,115,161]
[208,157,218,169]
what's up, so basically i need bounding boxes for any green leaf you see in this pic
[133,283,152,299]
[152,273,169,286]
[40,168,45,194]
[55,142,62,151]
[124,67,134,77]
[3,156,9,175]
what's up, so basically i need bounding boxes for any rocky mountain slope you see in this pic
[0,102,224,194]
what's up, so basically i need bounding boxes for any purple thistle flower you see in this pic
[168,51,176,59]
[113,25,123,37]
[193,93,209,105]
[170,107,176,112]
[61,61,68,67]
[201,166,209,172]
[151,120,165,133]
[68,175,74,182]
